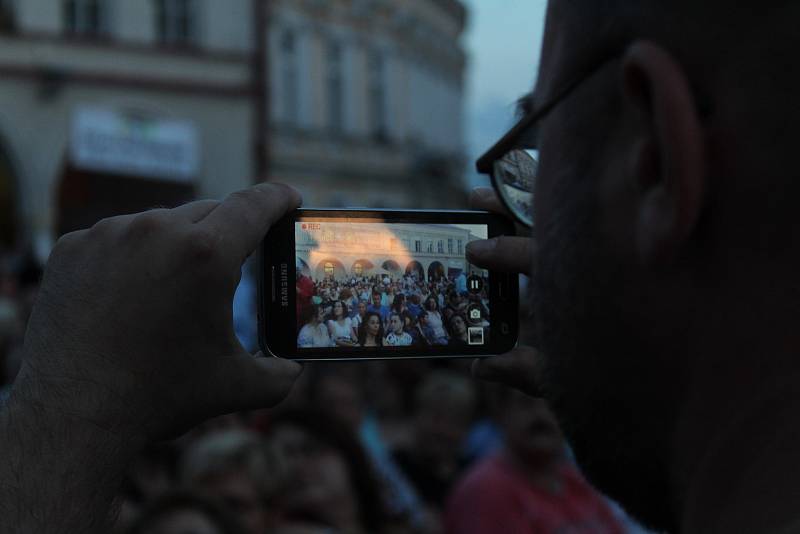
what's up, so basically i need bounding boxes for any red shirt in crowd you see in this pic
[445,452,625,534]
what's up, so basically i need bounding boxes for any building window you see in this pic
[457,240,463,255]
[368,50,387,141]
[64,0,106,37]
[154,0,196,46]
[427,241,434,253]
[437,240,444,254]
[447,239,454,255]
[280,29,299,126]
[0,0,15,32]
[324,262,335,277]
[327,40,344,133]
[414,240,421,253]
[354,263,364,276]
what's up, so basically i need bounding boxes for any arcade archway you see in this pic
[428,261,445,281]
[315,258,347,280]
[405,261,424,280]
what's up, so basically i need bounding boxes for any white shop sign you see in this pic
[70,106,199,182]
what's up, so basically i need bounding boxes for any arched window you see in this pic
[353,263,364,276]
[280,28,299,125]
[368,50,387,141]
[324,262,335,277]
[327,39,343,132]
[154,0,196,46]
[64,0,106,37]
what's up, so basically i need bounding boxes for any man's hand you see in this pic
[12,182,302,442]
[467,187,544,398]
[1,182,304,533]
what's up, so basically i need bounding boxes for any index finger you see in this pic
[472,345,544,398]
[469,187,509,215]
[201,182,302,263]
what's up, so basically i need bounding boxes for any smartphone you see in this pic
[258,208,519,361]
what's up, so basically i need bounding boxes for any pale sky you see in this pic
[461,0,548,188]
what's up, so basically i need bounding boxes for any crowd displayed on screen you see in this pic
[296,270,490,349]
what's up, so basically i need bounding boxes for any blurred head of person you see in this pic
[260,409,385,533]
[358,311,384,347]
[388,313,404,335]
[371,291,382,307]
[332,300,348,320]
[425,297,438,312]
[309,366,365,433]
[357,300,367,317]
[391,293,406,311]
[412,370,476,464]
[402,312,415,332]
[494,388,566,470]
[447,314,468,341]
[302,305,324,327]
[180,430,275,534]
[127,490,246,534]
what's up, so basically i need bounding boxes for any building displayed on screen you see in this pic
[296,222,486,282]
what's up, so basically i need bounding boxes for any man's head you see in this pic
[371,291,381,307]
[528,0,800,529]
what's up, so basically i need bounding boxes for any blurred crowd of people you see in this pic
[296,272,490,350]
[1,249,642,534]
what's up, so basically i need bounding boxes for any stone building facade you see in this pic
[0,0,468,260]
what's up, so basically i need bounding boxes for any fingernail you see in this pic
[466,239,496,260]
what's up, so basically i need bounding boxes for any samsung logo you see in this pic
[280,263,289,307]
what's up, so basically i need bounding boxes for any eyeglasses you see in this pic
[476,51,625,228]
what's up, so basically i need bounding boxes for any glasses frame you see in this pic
[476,50,626,228]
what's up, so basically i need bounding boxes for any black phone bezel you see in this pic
[258,208,519,362]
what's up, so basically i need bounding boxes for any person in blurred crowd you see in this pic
[391,293,407,316]
[367,290,391,325]
[444,389,624,534]
[296,270,315,321]
[339,288,357,318]
[454,271,467,297]
[297,305,334,348]
[309,367,425,529]
[127,491,247,534]
[403,312,427,348]
[351,299,368,333]
[181,430,276,534]
[384,312,413,347]
[327,300,358,347]
[446,314,469,347]
[394,370,476,522]
[407,294,423,319]
[357,311,384,347]
[259,409,387,534]
[419,311,448,347]
[423,296,447,344]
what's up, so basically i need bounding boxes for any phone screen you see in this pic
[294,219,491,353]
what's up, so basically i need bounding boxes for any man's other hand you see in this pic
[466,187,543,398]
[10,182,303,443]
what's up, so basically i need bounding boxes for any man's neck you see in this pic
[676,374,800,533]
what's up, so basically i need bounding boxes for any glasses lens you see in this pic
[493,149,537,227]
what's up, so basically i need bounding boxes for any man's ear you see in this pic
[622,40,707,267]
